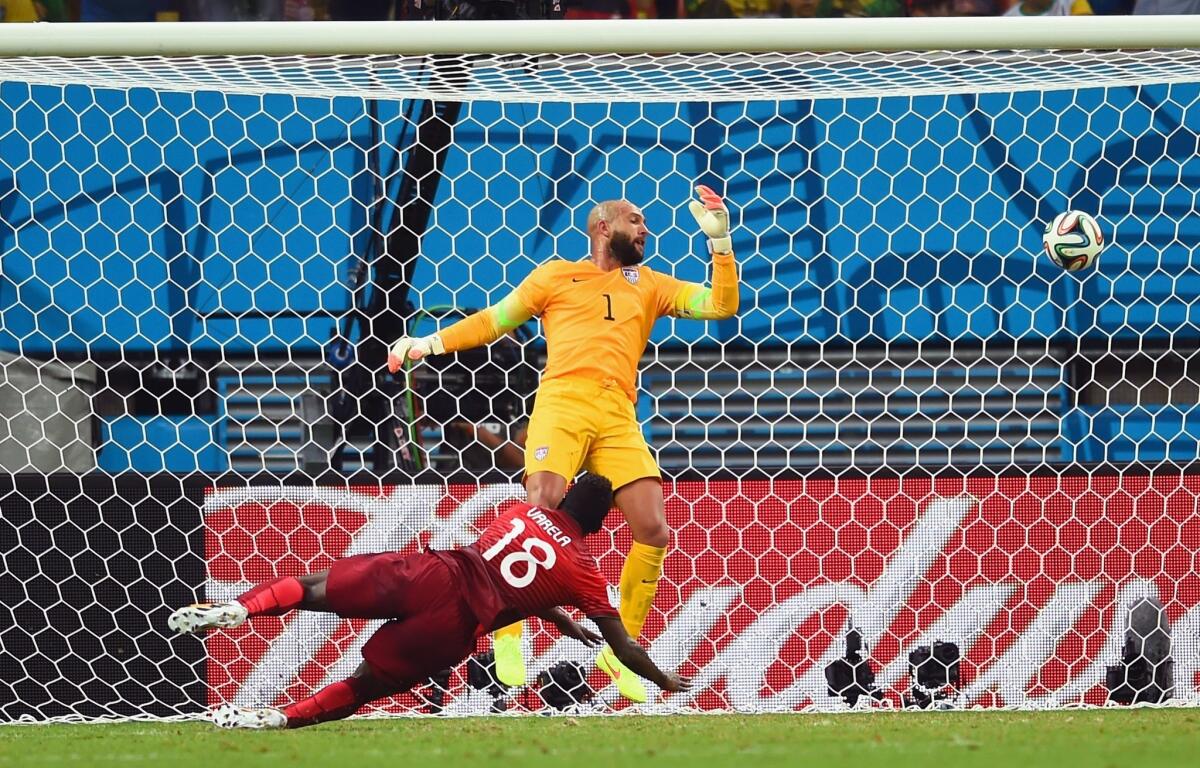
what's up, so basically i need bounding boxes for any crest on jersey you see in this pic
[534,446,549,461]
[621,267,639,284]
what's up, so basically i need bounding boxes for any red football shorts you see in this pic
[326,551,480,686]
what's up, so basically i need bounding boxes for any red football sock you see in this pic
[283,676,373,728]
[235,576,305,616]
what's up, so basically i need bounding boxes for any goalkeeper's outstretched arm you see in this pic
[664,183,740,321]
[385,292,534,373]
[668,251,739,320]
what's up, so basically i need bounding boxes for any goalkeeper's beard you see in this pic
[610,231,644,266]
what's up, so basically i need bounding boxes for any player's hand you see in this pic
[658,672,692,693]
[386,334,445,373]
[687,184,733,254]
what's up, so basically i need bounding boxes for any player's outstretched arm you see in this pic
[593,616,691,693]
[665,184,740,321]
[537,607,602,647]
[385,290,534,373]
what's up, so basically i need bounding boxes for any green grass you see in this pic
[2,709,1198,767]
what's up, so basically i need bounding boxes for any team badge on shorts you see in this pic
[534,446,550,461]
[621,267,639,284]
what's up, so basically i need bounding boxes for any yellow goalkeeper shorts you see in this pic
[524,377,660,490]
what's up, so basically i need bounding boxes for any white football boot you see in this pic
[211,704,287,730]
[168,602,248,635]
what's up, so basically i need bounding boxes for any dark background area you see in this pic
[0,475,207,721]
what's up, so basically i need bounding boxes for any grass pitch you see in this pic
[3,709,1198,767]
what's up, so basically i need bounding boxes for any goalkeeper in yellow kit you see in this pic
[386,184,739,702]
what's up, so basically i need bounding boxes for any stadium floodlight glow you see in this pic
[3,18,1200,723]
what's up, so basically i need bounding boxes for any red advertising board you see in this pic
[204,476,1200,712]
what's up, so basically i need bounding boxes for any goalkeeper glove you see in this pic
[386,334,445,374]
[687,183,733,254]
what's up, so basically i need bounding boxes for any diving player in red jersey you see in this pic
[169,474,690,729]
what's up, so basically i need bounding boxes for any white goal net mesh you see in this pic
[3,41,1200,721]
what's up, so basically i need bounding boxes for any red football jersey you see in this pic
[436,502,618,633]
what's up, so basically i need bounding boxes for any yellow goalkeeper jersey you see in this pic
[437,253,738,403]
[514,256,736,402]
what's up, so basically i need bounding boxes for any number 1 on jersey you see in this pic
[603,293,615,321]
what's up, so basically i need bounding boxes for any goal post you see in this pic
[1,17,1199,56]
[2,18,1200,722]
[4,18,1200,100]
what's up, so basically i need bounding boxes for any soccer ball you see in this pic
[1043,210,1104,271]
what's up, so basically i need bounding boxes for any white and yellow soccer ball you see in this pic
[1043,210,1104,272]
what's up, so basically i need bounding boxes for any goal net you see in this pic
[3,17,1200,722]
